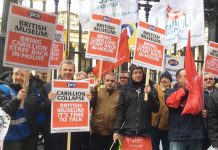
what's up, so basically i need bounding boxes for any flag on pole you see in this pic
[182,32,202,115]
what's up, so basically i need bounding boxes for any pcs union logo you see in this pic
[67,82,76,88]
[168,59,179,66]
[29,11,41,19]
[103,16,111,22]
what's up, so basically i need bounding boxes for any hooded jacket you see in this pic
[113,66,159,136]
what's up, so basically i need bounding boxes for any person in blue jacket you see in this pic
[0,68,34,150]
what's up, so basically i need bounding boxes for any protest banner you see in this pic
[77,0,138,30]
[150,0,204,49]
[51,80,90,133]
[133,21,165,71]
[85,14,121,63]
[204,41,218,76]
[164,54,184,84]
[0,108,10,150]
[3,3,56,70]
[49,24,64,69]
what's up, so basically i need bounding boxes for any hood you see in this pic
[128,64,146,89]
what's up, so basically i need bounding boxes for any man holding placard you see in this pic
[41,59,75,150]
[113,65,159,149]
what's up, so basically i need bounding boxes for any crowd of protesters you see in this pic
[0,59,218,150]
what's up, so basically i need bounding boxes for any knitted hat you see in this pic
[160,70,172,82]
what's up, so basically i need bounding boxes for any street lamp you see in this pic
[138,0,160,22]
[138,0,160,80]
[54,0,59,15]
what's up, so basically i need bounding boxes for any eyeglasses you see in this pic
[204,78,214,81]
[119,77,128,79]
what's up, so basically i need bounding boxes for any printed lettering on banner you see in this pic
[133,21,166,71]
[205,42,218,76]
[3,3,56,70]
[85,14,121,62]
[49,24,64,69]
[51,80,90,133]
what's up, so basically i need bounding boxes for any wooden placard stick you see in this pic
[144,68,150,101]
[21,70,30,107]
[67,132,71,150]
[47,70,52,83]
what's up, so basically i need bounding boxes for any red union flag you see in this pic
[204,42,218,76]
[150,0,204,49]
[182,32,202,115]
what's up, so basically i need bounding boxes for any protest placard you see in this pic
[0,108,10,150]
[49,24,64,69]
[133,21,165,71]
[85,14,121,63]
[164,54,184,84]
[51,80,90,133]
[3,3,56,70]
[205,42,218,76]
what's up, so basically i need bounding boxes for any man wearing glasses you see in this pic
[202,73,216,150]
[117,72,129,89]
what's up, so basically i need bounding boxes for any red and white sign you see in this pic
[85,14,121,62]
[133,21,165,71]
[3,3,56,70]
[51,80,90,133]
[49,24,64,69]
[83,78,95,90]
[205,41,218,76]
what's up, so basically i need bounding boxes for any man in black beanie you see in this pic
[159,70,172,91]
[151,70,172,150]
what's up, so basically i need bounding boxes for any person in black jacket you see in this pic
[165,69,205,150]
[208,88,218,149]
[113,65,159,149]
[40,59,86,150]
